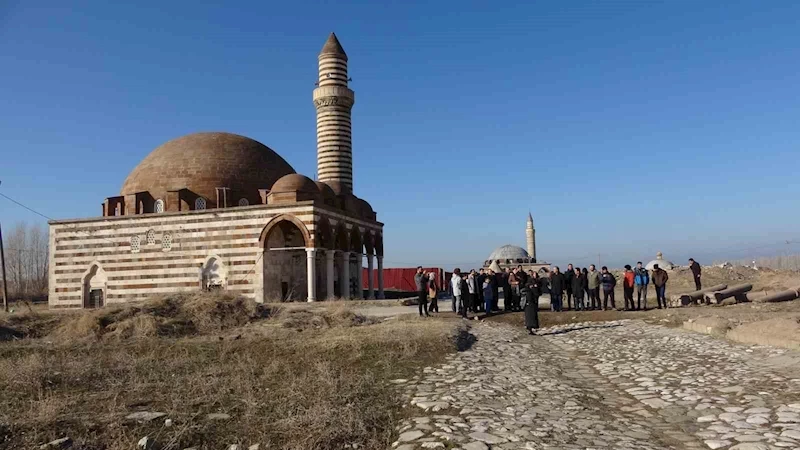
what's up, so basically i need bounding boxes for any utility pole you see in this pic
[0,222,8,312]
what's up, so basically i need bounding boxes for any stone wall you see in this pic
[49,203,382,308]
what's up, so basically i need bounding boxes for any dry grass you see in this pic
[0,293,463,450]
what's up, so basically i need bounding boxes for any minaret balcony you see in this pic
[313,86,355,108]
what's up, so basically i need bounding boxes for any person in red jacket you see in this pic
[623,265,636,311]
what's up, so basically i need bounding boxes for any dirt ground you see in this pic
[483,265,800,350]
[604,264,800,300]
[484,298,800,330]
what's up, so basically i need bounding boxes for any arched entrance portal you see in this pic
[260,215,311,302]
[82,263,107,308]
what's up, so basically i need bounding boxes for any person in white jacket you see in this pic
[451,269,463,315]
[466,270,478,313]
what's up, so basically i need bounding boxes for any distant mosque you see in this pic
[483,213,549,273]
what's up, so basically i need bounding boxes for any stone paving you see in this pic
[390,319,800,450]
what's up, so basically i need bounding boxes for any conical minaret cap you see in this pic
[319,32,348,61]
[527,212,534,226]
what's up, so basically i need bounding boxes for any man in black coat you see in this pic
[564,263,575,310]
[689,258,702,291]
[491,270,500,311]
[549,266,565,312]
[502,268,512,311]
[476,268,486,312]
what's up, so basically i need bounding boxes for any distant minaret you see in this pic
[526,212,536,262]
[313,33,355,194]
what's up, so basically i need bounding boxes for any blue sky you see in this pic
[1,0,799,269]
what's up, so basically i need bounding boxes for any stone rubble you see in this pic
[391,319,800,449]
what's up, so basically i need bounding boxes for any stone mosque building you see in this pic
[483,213,549,273]
[48,33,385,308]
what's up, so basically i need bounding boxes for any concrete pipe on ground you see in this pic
[712,284,753,303]
[677,284,728,306]
[758,289,800,303]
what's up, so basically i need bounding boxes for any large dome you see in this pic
[121,132,295,205]
[488,245,530,261]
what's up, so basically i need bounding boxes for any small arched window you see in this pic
[162,233,172,251]
[195,197,207,210]
[146,229,156,245]
[131,236,141,253]
[238,198,249,207]
[154,199,165,213]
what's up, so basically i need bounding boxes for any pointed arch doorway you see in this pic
[82,263,108,308]
[260,215,312,302]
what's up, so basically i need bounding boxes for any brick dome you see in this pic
[324,180,349,196]
[315,181,336,199]
[121,132,295,204]
[267,174,321,205]
[271,174,319,194]
[355,197,375,220]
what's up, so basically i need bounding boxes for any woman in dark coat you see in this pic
[524,270,541,334]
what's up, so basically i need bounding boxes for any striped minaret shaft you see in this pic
[526,212,536,262]
[313,33,355,193]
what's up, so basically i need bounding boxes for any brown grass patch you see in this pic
[46,292,271,341]
[0,294,462,450]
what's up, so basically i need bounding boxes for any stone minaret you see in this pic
[526,212,536,262]
[313,33,355,194]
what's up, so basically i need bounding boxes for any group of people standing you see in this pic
[413,259,693,334]
[414,265,544,334]
[547,262,671,311]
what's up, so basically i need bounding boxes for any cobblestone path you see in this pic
[391,320,800,450]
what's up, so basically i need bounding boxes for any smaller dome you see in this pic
[315,181,336,199]
[324,180,349,196]
[271,174,319,194]
[354,197,375,219]
[646,252,675,271]
[333,192,359,214]
[488,245,530,261]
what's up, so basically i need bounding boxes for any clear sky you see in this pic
[1,0,799,269]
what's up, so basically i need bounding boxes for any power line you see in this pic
[0,192,53,222]
[0,190,126,248]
